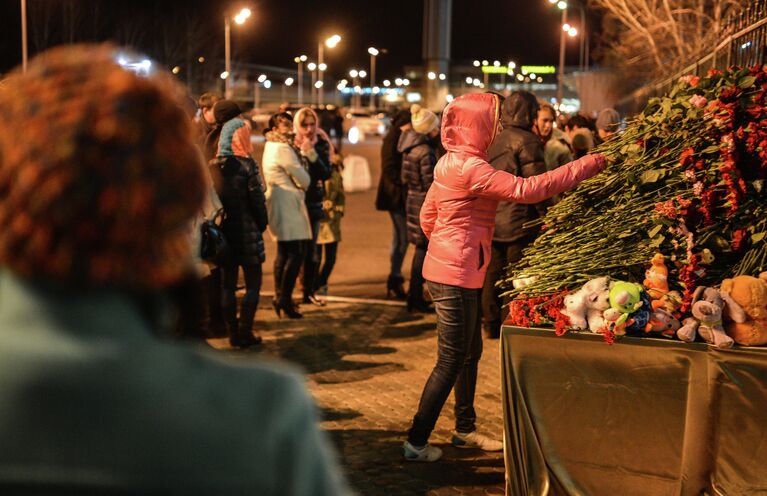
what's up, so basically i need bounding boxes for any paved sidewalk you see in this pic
[209,298,506,496]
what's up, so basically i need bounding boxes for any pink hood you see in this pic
[420,93,605,289]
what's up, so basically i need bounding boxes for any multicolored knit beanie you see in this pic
[0,44,206,289]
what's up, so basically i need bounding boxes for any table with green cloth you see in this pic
[500,325,767,496]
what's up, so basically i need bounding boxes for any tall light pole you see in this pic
[224,7,252,100]
[318,34,341,106]
[555,1,567,105]
[294,55,307,105]
[368,47,379,110]
[307,62,317,105]
[21,0,28,73]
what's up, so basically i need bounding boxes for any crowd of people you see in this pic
[0,43,618,493]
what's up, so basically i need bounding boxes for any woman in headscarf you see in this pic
[262,112,312,319]
[293,107,333,306]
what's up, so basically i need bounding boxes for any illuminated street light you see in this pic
[472,78,480,86]
[402,78,410,86]
[473,60,480,67]
[395,77,403,86]
[516,73,524,81]
[568,27,578,37]
[508,61,516,69]
[220,71,229,79]
[383,79,391,87]
[368,46,381,109]
[368,47,379,56]
[308,62,317,71]
[172,66,181,75]
[427,71,437,80]
[493,60,500,67]
[318,34,342,105]
[465,76,473,84]
[285,77,294,86]
[548,0,558,3]
[372,86,380,94]
[359,70,367,78]
[295,54,308,105]
[257,73,267,83]
[350,69,359,78]
[563,23,571,31]
[198,56,205,63]
[225,7,253,98]
[530,73,537,79]
[315,80,324,89]
[263,80,271,89]
[438,73,446,80]
[482,60,489,66]
[557,1,567,9]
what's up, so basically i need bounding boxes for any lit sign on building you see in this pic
[481,66,511,74]
[521,65,556,74]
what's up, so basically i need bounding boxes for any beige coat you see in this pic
[262,140,312,241]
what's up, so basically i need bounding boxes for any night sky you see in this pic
[0,0,590,81]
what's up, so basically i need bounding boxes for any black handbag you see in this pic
[200,209,231,265]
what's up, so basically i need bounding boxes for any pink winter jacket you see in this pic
[420,93,605,289]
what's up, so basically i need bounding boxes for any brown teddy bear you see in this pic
[720,272,767,346]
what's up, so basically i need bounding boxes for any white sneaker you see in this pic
[402,441,443,462]
[451,431,503,452]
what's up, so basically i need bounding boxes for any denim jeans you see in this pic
[407,281,483,446]
[388,210,409,278]
[221,263,262,337]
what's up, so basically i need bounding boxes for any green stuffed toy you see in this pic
[603,281,648,335]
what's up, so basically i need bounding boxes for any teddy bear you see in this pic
[602,281,652,336]
[720,272,767,346]
[561,277,613,331]
[676,286,735,348]
[644,308,681,337]
[643,253,682,313]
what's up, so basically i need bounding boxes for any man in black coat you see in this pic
[375,109,412,298]
[482,91,551,338]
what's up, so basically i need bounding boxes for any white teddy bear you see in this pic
[561,277,614,332]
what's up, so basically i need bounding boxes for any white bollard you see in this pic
[341,154,372,192]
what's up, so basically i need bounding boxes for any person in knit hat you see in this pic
[410,104,440,135]
[399,104,440,312]
[595,107,621,143]
[0,44,349,495]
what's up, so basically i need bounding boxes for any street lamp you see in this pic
[21,0,28,73]
[294,54,307,105]
[368,46,380,110]
[318,34,342,105]
[224,7,253,99]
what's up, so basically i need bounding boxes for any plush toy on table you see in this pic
[676,286,737,348]
[720,272,767,346]
[561,277,613,331]
[643,253,682,313]
[645,308,681,337]
[601,281,652,336]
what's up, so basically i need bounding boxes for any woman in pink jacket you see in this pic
[403,93,606,462]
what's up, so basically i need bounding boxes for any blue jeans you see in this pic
[388,210,408,278]
[407,281,483,446]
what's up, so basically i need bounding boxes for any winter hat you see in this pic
[596,108,621,132]
[391,109,412,129]
[410,104,439,134]
[0,44,206,289]
[213,99,242,124]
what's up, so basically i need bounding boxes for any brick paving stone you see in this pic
[210,298,506,495]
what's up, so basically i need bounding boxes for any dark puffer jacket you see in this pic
[375,110,411,212]
[304,137,333,223]
[486,91,550,242]
[215,156,268,265]
[399,129,437,247]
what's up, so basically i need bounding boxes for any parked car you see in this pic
[343,108,390,138]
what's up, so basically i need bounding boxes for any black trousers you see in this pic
[316,242,339,290]
[275,240,307,308]
[480,237,535,338]
[301,219,321,299]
